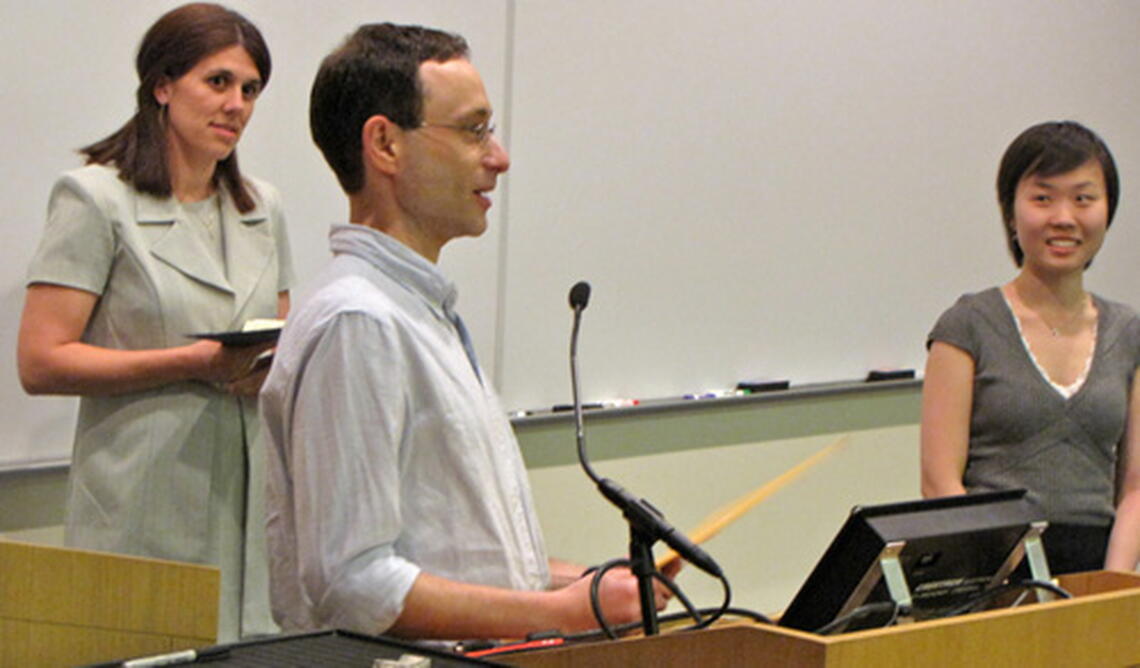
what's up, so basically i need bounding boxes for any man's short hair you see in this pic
[310,23,469,194]
[996,121,1119,267]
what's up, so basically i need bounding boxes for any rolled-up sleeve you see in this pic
[288,310,420,633]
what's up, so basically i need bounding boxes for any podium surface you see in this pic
[502,571,1140,667]
[0,539,219,667]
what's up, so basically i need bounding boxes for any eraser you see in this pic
[736,379,790,392]
[865,369,916,382]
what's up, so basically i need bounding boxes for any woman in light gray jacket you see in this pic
[17,2,293,641]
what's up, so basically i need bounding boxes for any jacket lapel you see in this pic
[140,193,233,294]
[221,188,274,319]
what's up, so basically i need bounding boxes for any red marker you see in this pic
[464,636,565,658]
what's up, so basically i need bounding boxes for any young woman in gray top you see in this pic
[921,121,1140,574]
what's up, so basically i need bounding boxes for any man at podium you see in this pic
[259,23,669,640]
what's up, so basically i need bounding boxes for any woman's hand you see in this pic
[186,338,274,385]
[223,353,273,396]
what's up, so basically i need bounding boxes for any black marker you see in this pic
[865,369,915,382]
[552,402,602,412]
[736,379,790,392]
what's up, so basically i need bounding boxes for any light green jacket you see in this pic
[27,163,293,639]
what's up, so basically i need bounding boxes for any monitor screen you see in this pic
[778,489,1043,633]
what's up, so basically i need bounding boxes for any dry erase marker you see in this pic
[736,379,789,392]
[684,389,744,399]
[601,398,640,408]
[865,368,915,382]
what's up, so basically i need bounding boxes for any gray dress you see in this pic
[26,164,294,640]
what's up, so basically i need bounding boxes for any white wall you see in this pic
[4,1,1139,472]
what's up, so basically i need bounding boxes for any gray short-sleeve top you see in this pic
[928,287,1140,526]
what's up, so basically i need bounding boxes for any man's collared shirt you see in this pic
[261,223,550,634]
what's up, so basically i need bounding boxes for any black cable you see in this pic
[925,579,1072,619]
[813,601,905,635]
[585,559,744,640]
[884,598,904,627]
[656,569,703,625]
[564,607,774,645]
[814,579,1073,635]
[587,558,629,640]
[585,559,705,638]
[688,574,731,631]
[709,606,773,625]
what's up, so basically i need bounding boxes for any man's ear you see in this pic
[362,115,400,176]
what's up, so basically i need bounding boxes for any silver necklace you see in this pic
[1039,296,1089,337]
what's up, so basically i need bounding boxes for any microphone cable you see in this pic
[583,557,734,639]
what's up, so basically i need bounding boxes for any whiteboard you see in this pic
[4,0,1140,469]
[497,0,1140,409]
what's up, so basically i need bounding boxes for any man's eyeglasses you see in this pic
[418,120,497,146]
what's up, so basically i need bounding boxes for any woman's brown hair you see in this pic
[81,3,271,212]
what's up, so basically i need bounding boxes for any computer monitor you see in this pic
[778,489,1048,634]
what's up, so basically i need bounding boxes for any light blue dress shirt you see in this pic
[261,223,550,635]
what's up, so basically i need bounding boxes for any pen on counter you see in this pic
[464,636,565,658]
[122,646,229,667]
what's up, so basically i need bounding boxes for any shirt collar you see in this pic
[328,223,459,315]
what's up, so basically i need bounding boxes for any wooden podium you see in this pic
[0,539,219,667]
[502,571,1140,667]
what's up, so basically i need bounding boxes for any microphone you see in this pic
[569,281,591,310]
[569,281,597,484]
[565,282,723,579]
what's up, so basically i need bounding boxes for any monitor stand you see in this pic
[834,520,1053,629]
[990,520,1053,594]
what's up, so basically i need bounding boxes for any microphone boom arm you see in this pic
[566,281,723,636]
